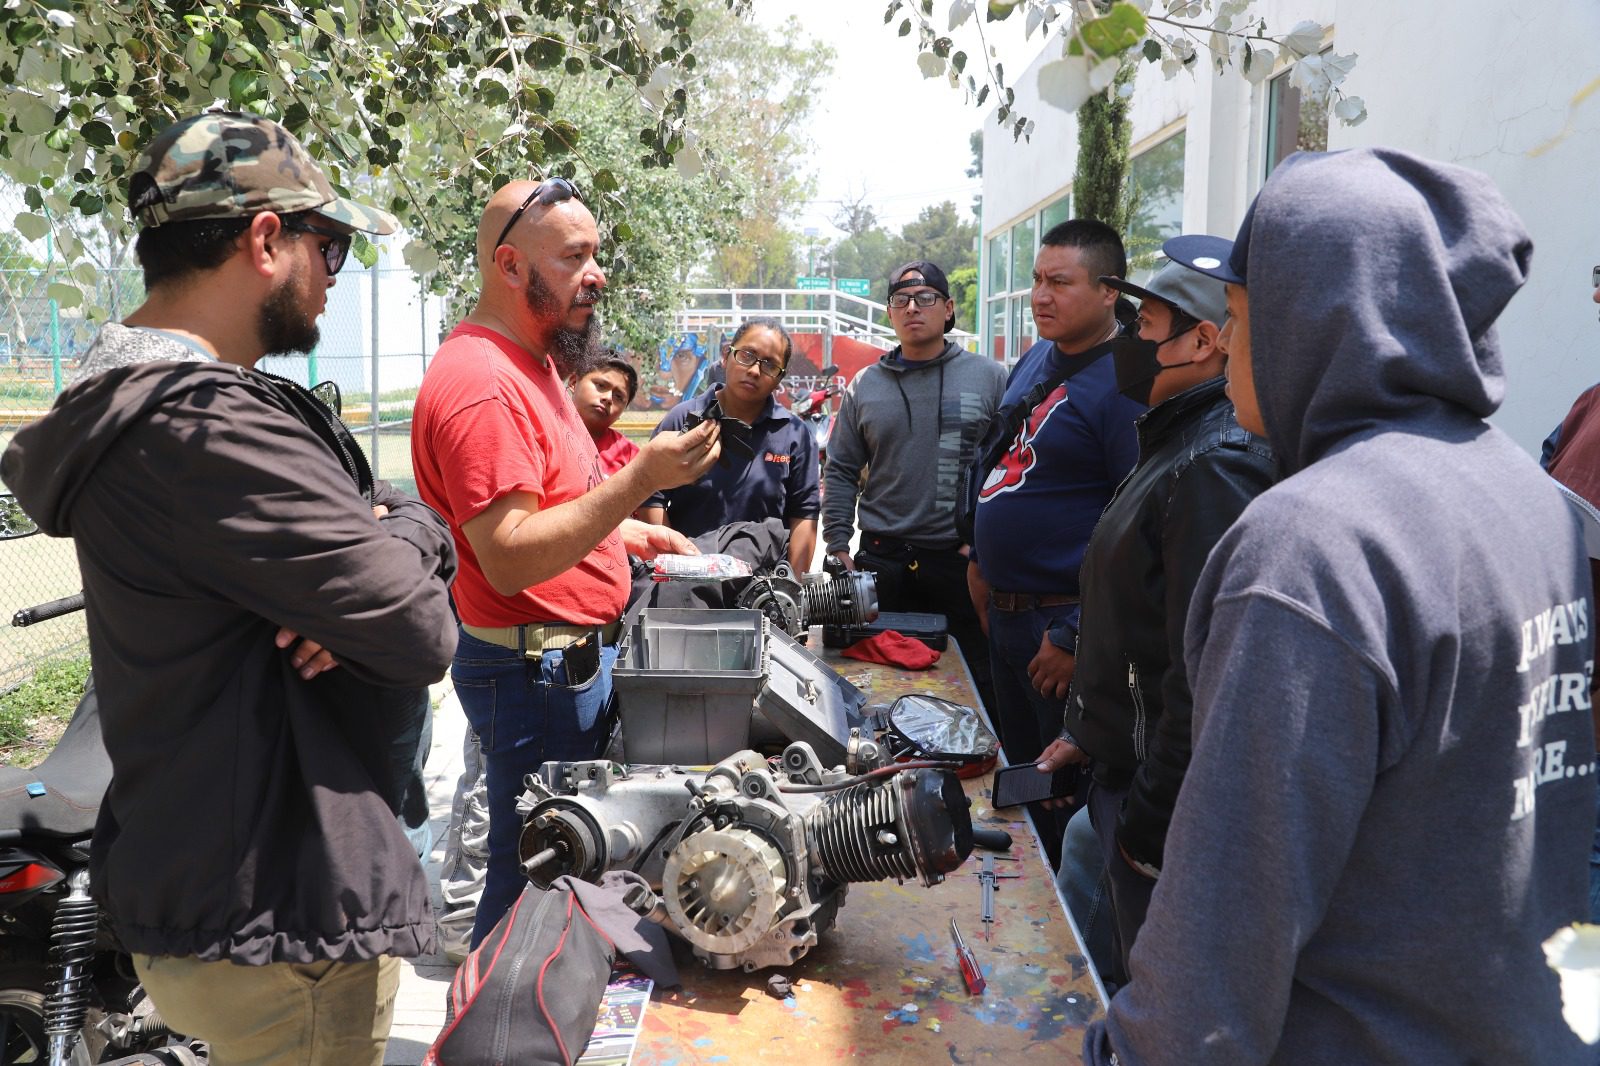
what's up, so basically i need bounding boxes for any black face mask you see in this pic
[1113,322,1200,406]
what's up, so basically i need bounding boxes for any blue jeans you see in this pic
[1089,780,1156,989]
[450,627,619,947]
[987,603,1074,867]
[1057,803,1117,988]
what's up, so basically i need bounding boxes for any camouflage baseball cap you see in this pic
[129,111,397,234]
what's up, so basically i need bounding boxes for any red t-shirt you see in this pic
[593,427,639,477]
[411,323,628,627]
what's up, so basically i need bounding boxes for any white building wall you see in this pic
[978,0,1600,452]
[1327,0,1600,450]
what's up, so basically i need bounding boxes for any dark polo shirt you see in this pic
[646,387,820,537]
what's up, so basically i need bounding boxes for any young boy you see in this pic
[570,353,640,475]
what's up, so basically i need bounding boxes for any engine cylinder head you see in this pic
[806,768,972,887]
[801,570,878,626]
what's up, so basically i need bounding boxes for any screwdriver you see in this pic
[950,918,986,995]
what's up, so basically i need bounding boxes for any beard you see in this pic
[525,264,601,378]
[258,259,320,356]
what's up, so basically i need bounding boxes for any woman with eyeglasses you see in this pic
[640,318,821,573]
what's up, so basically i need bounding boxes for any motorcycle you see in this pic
[792,363,844,472]
[0,494,205,1066]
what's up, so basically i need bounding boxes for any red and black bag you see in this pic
[425,881,616,1066]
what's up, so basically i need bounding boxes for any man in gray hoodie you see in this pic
[823,261,1006,707]
[1083,148,1596,1064]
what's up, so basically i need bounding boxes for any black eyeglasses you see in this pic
[493,177,580,249]
[888,290,944,309]
[729,347,784,378]
[280,215,351,275]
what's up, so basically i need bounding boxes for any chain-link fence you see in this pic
[1,181,445,692]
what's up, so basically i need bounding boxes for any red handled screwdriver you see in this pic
[950,918,986,995]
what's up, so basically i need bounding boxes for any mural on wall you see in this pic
[629,333,709,411]
[624,330,878,412]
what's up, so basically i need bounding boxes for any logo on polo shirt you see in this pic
[765,451,791,465]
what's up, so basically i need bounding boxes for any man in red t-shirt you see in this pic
[570,353,640,477]
[412,177,721,945]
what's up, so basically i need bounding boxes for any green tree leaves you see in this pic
[0,0,755,322]
[896,1,1361,142]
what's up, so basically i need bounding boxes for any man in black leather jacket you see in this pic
[1036,261,1275,985]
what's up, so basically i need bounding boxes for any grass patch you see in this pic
[0,655,89,767]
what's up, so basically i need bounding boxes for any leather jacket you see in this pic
[1063,376,1275,871]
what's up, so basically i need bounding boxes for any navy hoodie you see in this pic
[1086,149,1596,1064]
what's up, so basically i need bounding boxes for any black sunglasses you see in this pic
[280,215,351,275]
[493,177,580,249]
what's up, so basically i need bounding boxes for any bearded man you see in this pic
[1,111,457,1063]
[411,178,722,944]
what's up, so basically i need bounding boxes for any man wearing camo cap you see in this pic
[1,111,456,1063]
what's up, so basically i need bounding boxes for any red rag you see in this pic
[840,630,941,670]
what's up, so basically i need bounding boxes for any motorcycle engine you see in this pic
[517,743,973,971]
[736,565,879,637]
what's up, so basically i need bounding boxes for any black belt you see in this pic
[988,591,1078,612]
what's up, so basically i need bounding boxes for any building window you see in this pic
[1041,194,1073,234]
[1266,66,1329,176]
[988,299,1007,363]
[1126,130,1187,278]
[987,232,1010,300]
[1010,217,1036,292]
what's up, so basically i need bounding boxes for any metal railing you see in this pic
[675,288,977,358]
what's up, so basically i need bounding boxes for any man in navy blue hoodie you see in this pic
[1084,149,1596,1064]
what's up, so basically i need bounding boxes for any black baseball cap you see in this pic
[888,261,955,333]
[1162,197,1259,286]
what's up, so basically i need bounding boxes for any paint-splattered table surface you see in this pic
[632,634,1105,1064]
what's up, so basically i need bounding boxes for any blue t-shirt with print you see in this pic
[972,338,1144,642]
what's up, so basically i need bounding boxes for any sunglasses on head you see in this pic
[280,214,351,275]
[493,177,580,249]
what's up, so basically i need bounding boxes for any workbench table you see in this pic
[630,632,1106,1064]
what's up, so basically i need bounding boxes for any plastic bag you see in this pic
[650,553,754,582]
[885,694,998,764]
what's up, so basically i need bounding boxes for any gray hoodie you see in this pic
[822,341,1006,552]
[1086,149,1596,1064]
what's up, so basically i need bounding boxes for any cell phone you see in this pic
[562,633,602,687]
[991,762,1082,809]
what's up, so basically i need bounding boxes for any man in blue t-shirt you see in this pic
[643,318,819,572]
[968,219,1145,867]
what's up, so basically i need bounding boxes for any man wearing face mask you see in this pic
[1035,261,1275,984]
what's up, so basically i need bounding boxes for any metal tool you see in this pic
[950,918,985,995]
[974,852,1021,941]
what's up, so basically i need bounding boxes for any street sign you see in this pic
[796,276,831,290]
[837,278,871,297]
